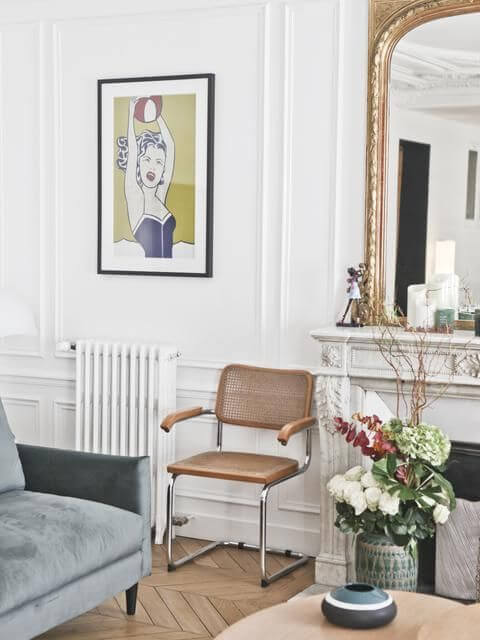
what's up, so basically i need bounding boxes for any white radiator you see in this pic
[73,339,178,543]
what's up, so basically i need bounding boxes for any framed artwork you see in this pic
[98,74,214,277]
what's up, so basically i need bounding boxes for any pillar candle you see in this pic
[407,284,434,329]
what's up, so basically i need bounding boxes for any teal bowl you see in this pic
[321,583,397,629]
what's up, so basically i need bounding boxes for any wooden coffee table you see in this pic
[215,591,463,640]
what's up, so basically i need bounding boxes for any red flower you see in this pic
[353,430,369,448]
[346,426,357,443]
[333,417,350,435]
[395,465,409,485]
[333,414,396,461]
[372,431,397,458]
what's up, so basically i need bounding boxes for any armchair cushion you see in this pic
[0,490,143,617]
[0,400,25,494]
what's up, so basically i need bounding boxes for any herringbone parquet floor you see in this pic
[38,537,315,639]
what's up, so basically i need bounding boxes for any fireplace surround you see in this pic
[310,326,480,588]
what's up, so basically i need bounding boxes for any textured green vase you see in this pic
[355,532,418,592]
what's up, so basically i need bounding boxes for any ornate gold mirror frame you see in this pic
[365,0,480,322]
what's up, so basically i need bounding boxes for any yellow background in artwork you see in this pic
[113,94,196,244]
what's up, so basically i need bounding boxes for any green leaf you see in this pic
[391,523,408,535]
[431,472,456,510]
[414,510,428,524]
[387,454,397,476]
[386,525,410,548]
[373,458,389,476]
[398,486,416,501]
[404,507,415,525]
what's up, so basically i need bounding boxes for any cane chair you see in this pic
[161,364,316,587]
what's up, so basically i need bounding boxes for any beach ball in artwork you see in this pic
[134,96,163,123]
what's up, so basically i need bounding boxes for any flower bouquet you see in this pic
[327,413,455,590]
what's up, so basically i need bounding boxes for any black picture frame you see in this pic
[97,73,215,277]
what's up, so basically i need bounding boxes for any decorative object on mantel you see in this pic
[407,277,459,332]
[325,322,468,591]
[337,264,368,328]
[475,311,480,338]
[321,583,397,629]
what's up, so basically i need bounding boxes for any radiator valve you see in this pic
[172,514,193,527]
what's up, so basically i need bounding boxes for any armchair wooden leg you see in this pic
[126,583,138,616]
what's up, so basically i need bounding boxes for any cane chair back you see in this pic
[215,364,313,430]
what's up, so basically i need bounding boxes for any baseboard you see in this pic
[170,507,320,556]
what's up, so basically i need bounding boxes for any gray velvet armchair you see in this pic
[0,401,152,640]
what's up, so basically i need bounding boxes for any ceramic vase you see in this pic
[355,532,418,592]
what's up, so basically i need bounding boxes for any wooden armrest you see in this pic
[161,407,211,432]
[277,417,316,446]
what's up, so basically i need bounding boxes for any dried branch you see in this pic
[373,311,468,425]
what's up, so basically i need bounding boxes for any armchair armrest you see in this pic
[161,406,214,432]
[277,416,317,446]
[17,444,152,574]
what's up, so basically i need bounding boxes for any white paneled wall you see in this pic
[0,0,369,556]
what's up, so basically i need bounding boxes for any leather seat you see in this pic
[167,451,299,484]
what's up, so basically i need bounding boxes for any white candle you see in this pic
[408,284,433,329]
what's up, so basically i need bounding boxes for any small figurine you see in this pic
[337,265,366,327]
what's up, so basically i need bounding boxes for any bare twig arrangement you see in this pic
[459,275,474,308]
[373,312,468,425]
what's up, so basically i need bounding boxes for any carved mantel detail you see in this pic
[316,375,349,433]
[459,353,480,378]
[320,343,342,369]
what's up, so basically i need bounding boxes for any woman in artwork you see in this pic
[117,96,176,258]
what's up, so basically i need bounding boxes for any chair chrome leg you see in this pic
[165,472,309,585]
[166,474,177,571]
[259,487,268,586]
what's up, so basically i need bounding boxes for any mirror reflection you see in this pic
[387,13,480,327]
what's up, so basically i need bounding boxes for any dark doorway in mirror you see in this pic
[395,140,431,315]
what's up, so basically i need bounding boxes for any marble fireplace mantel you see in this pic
[309,326,480,587]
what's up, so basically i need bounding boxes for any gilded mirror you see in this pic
[365,0,480,326]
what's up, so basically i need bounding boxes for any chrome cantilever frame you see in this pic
[166,425,312,587]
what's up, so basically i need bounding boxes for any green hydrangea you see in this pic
[389,423,451,467]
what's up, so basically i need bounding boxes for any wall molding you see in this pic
[52,2,269,354]
[3,395,41,443]
[0,22,46,359]
[53,399,75,449]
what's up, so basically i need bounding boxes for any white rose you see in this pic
[378,492,400,516]
[365,486,382,511]
[326,474,348,502]
[361,471,379,489]
[433,504,450,525]
[343,481,363,505]
[349,490,368,516]
[344,466,365,482]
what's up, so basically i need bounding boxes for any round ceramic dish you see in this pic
[321,583,397,629]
